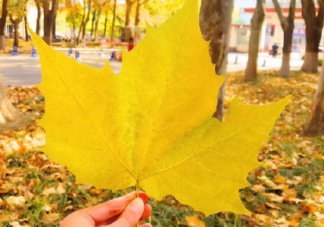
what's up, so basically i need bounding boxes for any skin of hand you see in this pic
[61,192,152,227]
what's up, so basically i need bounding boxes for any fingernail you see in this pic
[139,193,149,203]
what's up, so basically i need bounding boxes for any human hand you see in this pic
[61,192,152,227]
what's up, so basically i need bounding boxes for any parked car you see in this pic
[299,45,324,59]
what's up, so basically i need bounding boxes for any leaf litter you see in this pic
[1,69,323,226]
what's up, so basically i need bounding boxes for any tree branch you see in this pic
[272,0,289,30]
[140,0,150,5]
[317,0,324,28]
[288,0,296,20]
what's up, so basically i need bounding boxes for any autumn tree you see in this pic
[65,0,83,40]
[42,0,59,45]
[243,0,265,82]
[304,61,324,135]
[272,0,296,78]
[199,0,234,121]
[8,0,26,47]
[300,0,324,73]
[77,0,92,46]
[93,0,108,42]
[0,0,8,50]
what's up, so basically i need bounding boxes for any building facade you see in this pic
[229,0,323,53]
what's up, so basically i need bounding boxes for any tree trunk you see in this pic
[13,21,19,47]
[76,14,85,44]
[43,0,59,45]
[272,0,296,78]
[199,0,234,121]
[280,29,294,77]
[125,0,133,27]
[301,0,324,73]
[125,0,134,41]
[90,10,96,39]
[24,16,30,41]
[0,0,8,50]
[103,16,108,39]
[135,0,140,26]
[36,1,41,35]
[43,17,52,45]
[52,15,56,39]
[94,8,102,42]
[304,62,324,135]
[111,0,117,42]
[243,0,265,82]
[81,22,87,47]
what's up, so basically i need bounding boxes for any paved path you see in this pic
[0,52,305,87]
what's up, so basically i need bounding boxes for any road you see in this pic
[0,51,305,87]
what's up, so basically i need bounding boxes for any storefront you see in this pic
[230,4,322,53]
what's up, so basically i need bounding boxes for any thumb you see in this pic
[108,198,144,227]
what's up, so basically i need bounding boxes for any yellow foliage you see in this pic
[29,0,290,216]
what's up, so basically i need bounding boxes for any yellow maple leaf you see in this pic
[29,0,290,215]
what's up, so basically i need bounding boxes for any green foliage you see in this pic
[298,215,317,227]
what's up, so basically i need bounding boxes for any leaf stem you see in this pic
[136,180,140,227]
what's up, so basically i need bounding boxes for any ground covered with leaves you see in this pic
[1,70,323,226]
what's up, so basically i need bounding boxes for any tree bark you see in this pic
[52,15,56,39]
[243,0,265,82]
[272,0,296,78]
[199,0,234,121]
[135,0,140,26]
[36,1,41,35]
[24,16,30,41]
[13,21,19,47]
[125,0,135,41]
[125,0,134,27]
[0,0,8,50]
[90,10,96,39]
[43,17,52,44]
[304,62,324,135]
[103,16,108,39]
[301,0,324,73]
[94,8,102,42]
[111,0,117,42]
[43,0,59,45]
